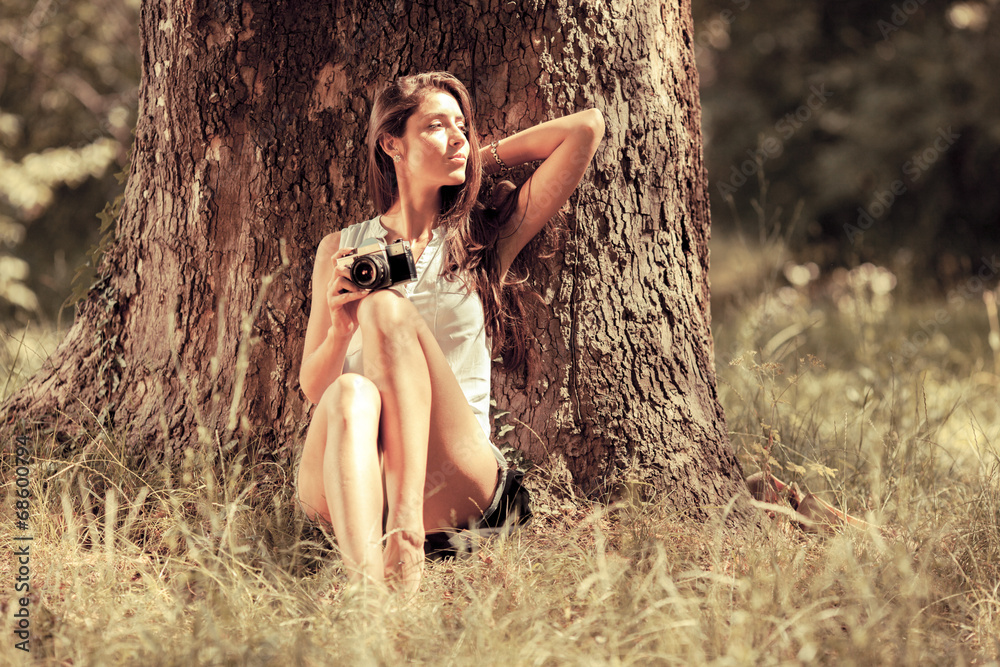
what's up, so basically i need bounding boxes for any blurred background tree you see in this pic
[0,0,139,325]
[2,0,998,328]
[694,0,1000,289]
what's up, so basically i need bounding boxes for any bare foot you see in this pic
[383,527,424,596]
[342,572,389,608]
[746,471,876,534]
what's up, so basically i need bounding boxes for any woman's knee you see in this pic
[357,289,417,339]
[318,373,381,427]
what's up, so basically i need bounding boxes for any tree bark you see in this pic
[3,0,747,516]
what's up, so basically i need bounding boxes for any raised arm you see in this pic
[483,107,605,276]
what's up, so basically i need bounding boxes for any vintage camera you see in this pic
[336,237,417,291]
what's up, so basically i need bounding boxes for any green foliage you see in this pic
[0,0,139,322]
[694,1,1000,285]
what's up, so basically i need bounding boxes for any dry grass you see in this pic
[1,236,999,665]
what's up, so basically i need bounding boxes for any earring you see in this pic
[393,154,402,163]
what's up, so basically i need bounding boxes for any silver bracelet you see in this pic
[490,139,510,175]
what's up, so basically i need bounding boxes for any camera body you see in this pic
[336,237,417,291]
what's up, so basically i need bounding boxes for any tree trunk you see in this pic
[2,0,747,516]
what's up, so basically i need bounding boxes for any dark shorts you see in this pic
[424,467,532,560]
[300,462,531,560]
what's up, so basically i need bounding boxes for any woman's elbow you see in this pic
[583,107,605,141]
[299,370,321,405]
[573,108,605,158]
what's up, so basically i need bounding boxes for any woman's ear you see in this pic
[379,134,399,160]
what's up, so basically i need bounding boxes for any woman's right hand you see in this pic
[326,247,370,337]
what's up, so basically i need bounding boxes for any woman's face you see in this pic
[391,89,470,188]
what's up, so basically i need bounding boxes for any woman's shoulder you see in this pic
[316,230,341,256]
[313,214,376,267]
[338,216,382,248]
[314,217,378,257]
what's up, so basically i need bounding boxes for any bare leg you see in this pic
[297,373,385,586]
[296,289,502,593]
[357,291,431,592]
[356,289,500,594]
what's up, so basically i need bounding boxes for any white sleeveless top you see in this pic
[339,215,499,452]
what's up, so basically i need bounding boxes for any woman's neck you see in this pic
[382,182,442,244]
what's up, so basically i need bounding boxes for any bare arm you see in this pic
[299,230,369,403]
[482,108,605,276]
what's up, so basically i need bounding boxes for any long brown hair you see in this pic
[366,72,482,228]
[366,72,563,381]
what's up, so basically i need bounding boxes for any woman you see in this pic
[296,71,604,593]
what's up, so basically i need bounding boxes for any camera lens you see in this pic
[352,256,384,288]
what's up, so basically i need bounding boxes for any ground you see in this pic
[0,230,997,664]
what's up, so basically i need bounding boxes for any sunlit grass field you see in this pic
[1,232,999,665]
